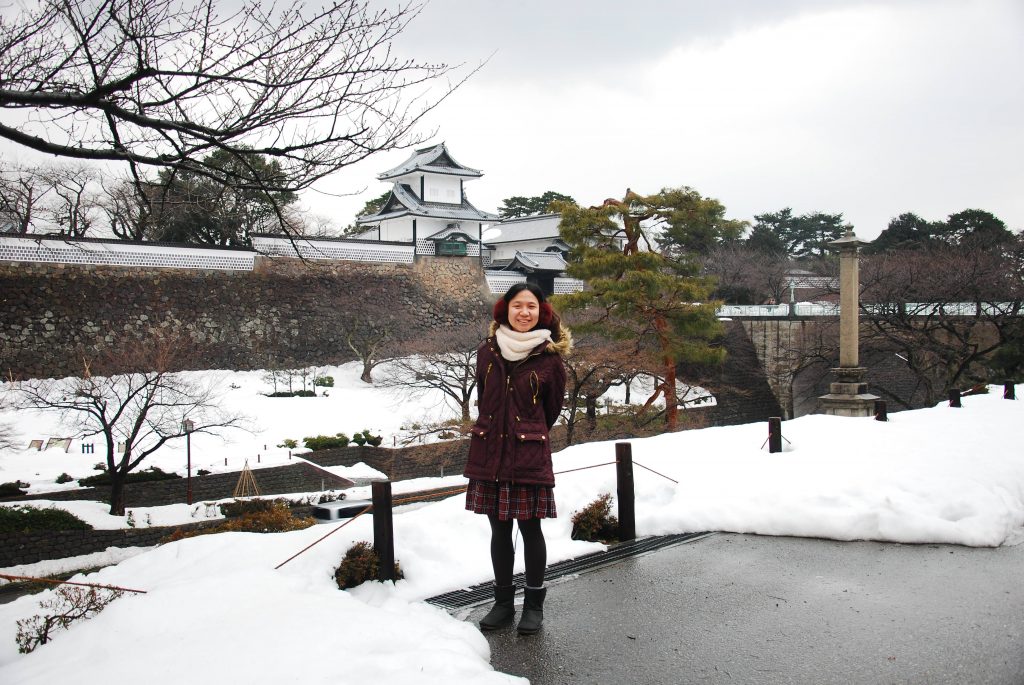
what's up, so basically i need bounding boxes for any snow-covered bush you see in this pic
[334,541,404,590]
[570,493,619,543]
[302,433,350,450]
[0,505,92,533]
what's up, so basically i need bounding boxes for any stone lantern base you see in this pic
[819,367,879,417]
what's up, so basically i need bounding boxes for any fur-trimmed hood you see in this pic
[487,321,573,357]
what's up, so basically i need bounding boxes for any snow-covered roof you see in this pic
[356,183,499,224]
[486,213,562,244]
[377,142,483,181]
[503,251,568,273]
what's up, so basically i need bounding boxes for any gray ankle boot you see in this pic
[479,584,516,631]
[517,586,546,635]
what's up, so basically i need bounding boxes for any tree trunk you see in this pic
[108,473,127,516]
[653,313,679,431]
[585,396,598,428]
[664,360,678,431]
[564,393,580,446]
[360,359,373,384]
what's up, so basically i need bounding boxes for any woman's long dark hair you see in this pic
[494,282,563,341]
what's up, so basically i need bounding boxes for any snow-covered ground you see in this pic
[0,381,1021,683]
[0,362,451,493]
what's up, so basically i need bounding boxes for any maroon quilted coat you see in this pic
[463,323,571,486]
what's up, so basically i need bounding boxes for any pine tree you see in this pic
[552,190,724,431]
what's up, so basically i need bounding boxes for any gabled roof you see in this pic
[424,225,478,241]
[502,251,568,273]
[377,142,483,181]
[356,183,499,224]
[485,213,561,244]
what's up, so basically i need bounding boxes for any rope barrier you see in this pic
[274,450,680,569]
[632,460,679,485]
[391,487,467,506]
[274,504,372,570]
[760,434,793,450]
[0,573,147,594]
[553,461,618,476]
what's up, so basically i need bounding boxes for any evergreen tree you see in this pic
[744,223,788,255]
[552,190,724,431]
[498,191,576,218]
[868,212,937,253]
[655,186,747,257]
[945,209,1014,248]
[359,190,392,218]
[751,208,798,255]
[149,149,296,246]
[790,211,850,258]
[751,208,850,258]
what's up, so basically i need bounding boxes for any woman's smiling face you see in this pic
[507,289,540,332]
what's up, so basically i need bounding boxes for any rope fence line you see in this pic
[0,573,147,594]
[274,504,373,570]
[632,461,679,485]
[274,447,680,571]
[391,487,467,506]
[553,461,618,476]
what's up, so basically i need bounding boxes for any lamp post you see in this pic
[181,418,195,505]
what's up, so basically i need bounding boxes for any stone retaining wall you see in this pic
[0,256,491,379]
[0,520,221,568]
[1,461,354,508]
[303,441,469,482]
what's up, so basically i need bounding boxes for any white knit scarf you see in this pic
[494,324,552,361]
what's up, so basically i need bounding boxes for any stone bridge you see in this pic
[719,304,1014,419]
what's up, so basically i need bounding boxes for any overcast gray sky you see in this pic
[310,0,1023,240]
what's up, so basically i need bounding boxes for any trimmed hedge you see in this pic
[303,434,349,451]
[78,466,181,487]
[0,505,93,533]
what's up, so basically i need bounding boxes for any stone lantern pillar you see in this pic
[819,230,879,417]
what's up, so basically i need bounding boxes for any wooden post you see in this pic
[768,417,782,453]
[615,443,635,542]
[1005,382,1016,401]
[372,481,395,582]
[948,389,962,408]
[874,400,888,422]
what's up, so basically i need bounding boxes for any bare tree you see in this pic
[40,165,100,237]
[859,246,1022,406]
[702,243,792,304]
[0,161,50,234]
[377,326,484,422]
[561,328,637,445]
[99,175,153,241]
[0,385,18,451]
[13,343,247,515]
[338,273,409,383]
[0,0,468,234]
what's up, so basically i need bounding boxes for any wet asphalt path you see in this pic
[475,533,1024,684]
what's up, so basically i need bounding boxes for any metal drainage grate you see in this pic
[426,531,712,610]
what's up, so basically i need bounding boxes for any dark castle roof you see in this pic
[356,183,499,225]
[377,142,483,181]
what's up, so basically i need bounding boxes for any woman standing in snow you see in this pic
[464,282,571,635]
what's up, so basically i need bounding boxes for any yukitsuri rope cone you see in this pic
[233,460,261,498]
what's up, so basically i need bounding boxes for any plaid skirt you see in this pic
[465,479,557,520]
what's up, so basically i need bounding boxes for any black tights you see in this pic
[488,515,547,588]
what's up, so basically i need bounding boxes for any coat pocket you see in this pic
[513,420,550,473]
[469,416,492,439]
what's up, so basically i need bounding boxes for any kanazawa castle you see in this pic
[356,143,575,294]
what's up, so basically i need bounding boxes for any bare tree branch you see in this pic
[12,340,248,514]
[0,0,473,236]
